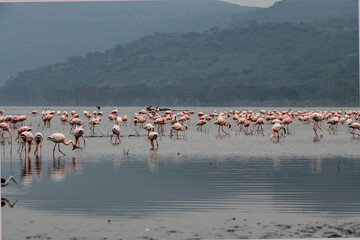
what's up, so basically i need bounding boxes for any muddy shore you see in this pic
[3,208,360,240]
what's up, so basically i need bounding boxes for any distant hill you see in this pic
[0,0,357,87]
[0,0,252,85]
[2,17,357,106]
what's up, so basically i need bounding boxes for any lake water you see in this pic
[2,106,360,239]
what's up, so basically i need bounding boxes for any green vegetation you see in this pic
[2,16,357,106]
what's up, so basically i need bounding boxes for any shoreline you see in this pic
[3,208,360,240]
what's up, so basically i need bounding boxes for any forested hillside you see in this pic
[2,17,357,106]
[1,0,356,87]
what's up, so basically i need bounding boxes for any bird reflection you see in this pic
[310,157,322,173]
[272,156,281,169]
[1,198,17,208]
[148,151,158,172]
[70,156,83,174]
[49,157,66,182]
[34,155,43,180]
[20,155,33,185]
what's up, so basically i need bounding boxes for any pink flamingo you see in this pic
[214,115,231,135]
[33,132,43,156]
[42,113,54,127]
[116,116,122,126]
[69,118,83,133]
[18,114,27,126]
[19,131,33,157]
[281,115,293,134]
[327,116,339,130]
[270,123,285,143]
[349,122,360,137]
[60,114,68,124]
[0,122,12,139]
[137,115,147,128]
[196,120,207,131]
[170,123,187,138]
[73,126,85,147]
[144,123,155,136]
[122,115,128,123]
[149,131,159,150]
[15,126,31,141]
[310,113,323,138]
[253,117,265,135]
[47,133,77,157]
[89,117,100,134]
[110,125,121,144]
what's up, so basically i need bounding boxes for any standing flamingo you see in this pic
[15,126,31,141]
[19,131,33,157]
[196,120,207,131]
[144,123,155,136]
[47,133,77,157]
[33,132,43,156]
[0,122,12,139]
[170,123,188,138]
[149,131,159,150]
[73,126,85,147]
[69,118,83,133]
[214,115,231,135]
[110,125,121,144]
[270,123,285,143]
[310,113,323,138]
[148,131,159,150]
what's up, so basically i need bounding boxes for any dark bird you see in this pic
[2,198,17,208]
[1,176,17,187]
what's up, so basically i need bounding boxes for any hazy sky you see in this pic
[0,0,282,6]
[221,0,281,8]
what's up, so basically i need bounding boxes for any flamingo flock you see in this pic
[0,107,359,160]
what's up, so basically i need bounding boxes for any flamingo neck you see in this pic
[64,140,76,146]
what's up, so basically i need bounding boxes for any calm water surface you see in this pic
[2,107,360,223]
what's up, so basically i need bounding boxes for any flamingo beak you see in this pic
[72,145,77,150]
[12,179,18,184]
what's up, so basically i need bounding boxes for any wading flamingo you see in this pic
[170,123,187,138]
[33,132,43,155]
[149,131,159,150]
[47,133,77,157]
[73,126,85,147]
[110,125,121,144]
[19,131,33,157]
[0,122,12,139]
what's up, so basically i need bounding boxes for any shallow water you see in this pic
[2,106,360,237]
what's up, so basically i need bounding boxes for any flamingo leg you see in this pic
[53,143,57,157]
[58,143,65,156]
[155,139,158,149]
[27,142,31,156]
[221,126,229,135]
[117,135,121,143]
[150,139,154,150]
[313,122,318,137]
[82,136,86,147]
[318,122,323,138]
